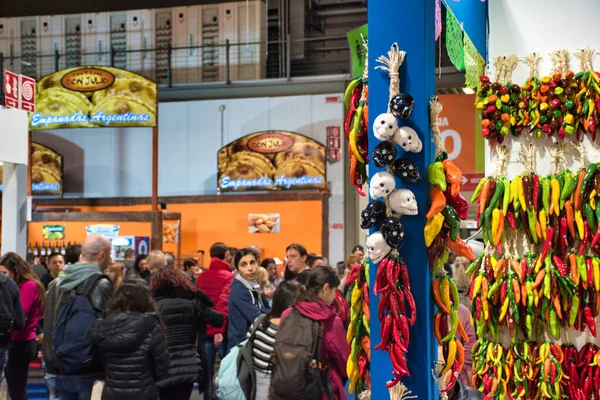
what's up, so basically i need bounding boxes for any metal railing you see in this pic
[0,35,353,96]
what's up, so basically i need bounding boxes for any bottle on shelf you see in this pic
[27,243,33,258]
[41,243,46,257]
[60,242,66,255]
[47,242,53,255]
[33,242,39,257]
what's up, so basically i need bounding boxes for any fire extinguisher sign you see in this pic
[326,126,341,163]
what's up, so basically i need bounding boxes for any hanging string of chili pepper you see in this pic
[476,48,600,142]
[344,36,369,196]
[425,98,473,395]
[345,258,371,396]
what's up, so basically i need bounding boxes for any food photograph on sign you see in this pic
[0,142,63,195]
[218,131,326,191]
[248,213,280,233]
[42,225,65,240]
[30,66,157,130]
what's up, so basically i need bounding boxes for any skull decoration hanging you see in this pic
[393,126,423,153]
[369,172,396,199]
[391,158,422,183]
[373,113,399,141]
[372,141,398,168]
[360,200,387,229]
[366,231,392,264]
[380,216,405,249]
[389,93,415,119]
[389,189,418,216]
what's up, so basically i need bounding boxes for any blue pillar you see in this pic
[367,1,436,399]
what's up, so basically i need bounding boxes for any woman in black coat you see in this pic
[90,279,170,400]
[150,267,224,400]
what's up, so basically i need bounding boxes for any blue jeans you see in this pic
[55,377,94,400]
[0,347,7,389]
[45,375,60,400]
[203,338,226,400]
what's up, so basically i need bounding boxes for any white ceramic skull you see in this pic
[393,126,422,153]
[369,172,396,199]
[389,188,418,215]
[373,113,398,141]
[366,231,391,264]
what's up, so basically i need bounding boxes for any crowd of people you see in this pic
[0,236,361,400]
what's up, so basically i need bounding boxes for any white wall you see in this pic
[488,0,600,347]
[487,0,600,178]
[32,94,346,263]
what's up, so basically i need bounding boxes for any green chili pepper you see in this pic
[561,170,578,201]
[584,203,597,232]
[427,162,446,191]
[525,311,533,339]
[543,256,551,299]
[541,297,549,319]
[577,255,588,284]
[466,253,484,275]
[554,270,574,296]
[441,205,461,241]
[549,308,559,339]
[570,294,580,326]
[350,337,360,361]
[486,180,505,214]
[528,210,539,244]
[596,203,600,230]
[471,177,488,203]
[362,314,370,335]
[433,248,449,276]
[542,177,551,216]
[487,278,504,299]
[526,278,534,308]
[441,307,458,342]
[580,163,598,197]
[502,178,510,215]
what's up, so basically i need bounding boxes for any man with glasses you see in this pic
[43,234,114,400]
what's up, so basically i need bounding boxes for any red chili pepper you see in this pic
[386,258,396,288]
[506,210,517,230]
[404,288,417,326]
[594,367,600,393]
[587,258,594,288]
[378,291,388,321]
[357,353,367,378]
[396,288,407,315]
[540,226,554,262]
[439,312,449,338]
[560,216,568,256]
[476,297,482,319]
[397,313,410,348]
[399,261,411,291]
[390,291,400,319]
[521,258,528,282]
[444,186,470,220]
[375,314,393,350]
[552,254,567,277]
[584,306,597,337]
[385,373,402,389]
[392,321,408,353]
[592,230,600,254]
[440,360,459,392]
[375,258,389,296]
[580,220,591,256]
[363,283,369,307]
[500,280,508,304]
[532,174,540,212]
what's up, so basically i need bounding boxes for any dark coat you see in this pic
[152,286,224,387]
[90,312,170,400]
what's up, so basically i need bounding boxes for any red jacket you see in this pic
[197,257,234,337]
[282,299,349,400]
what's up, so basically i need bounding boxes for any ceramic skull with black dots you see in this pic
[391,158,422,183]
[373,113,398,141]
[380,216,405,249]
[389,93,415,119]
[393,126,422,153]
[389,188,418,216]
[360,200,387,229]
[369,172,396,199]
[365,231,391,264]
[372,141,398,168]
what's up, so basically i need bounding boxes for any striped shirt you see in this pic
[247,318,278,373]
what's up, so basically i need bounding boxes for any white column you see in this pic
[1,162,28,257]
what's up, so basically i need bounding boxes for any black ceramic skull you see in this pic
[360,200,387,229]
[391,158,422,183]
[372,141,398,168]
[390,93,415,119]
[380,216,405,249]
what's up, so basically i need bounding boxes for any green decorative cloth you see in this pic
[445,7,465,72]
[464,33,485,89]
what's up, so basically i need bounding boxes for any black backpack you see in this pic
[0,274,16,347]
[270,309,332,400]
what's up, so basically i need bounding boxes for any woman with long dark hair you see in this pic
[248,280,300,399]
[150,267,223,399]
[227,248,270,352]
[0,252,45,400]
[283,266,349,400]
[90,279,170,399]
[134,254,150,282]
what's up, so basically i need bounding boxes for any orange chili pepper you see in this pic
[521,283,527,307]
[434,312,443,343]
[456,318,469,342]
[446,234,476,262]
[455,340,465,373]
[361,335,370,362]
[575,170,586,210]
[426,186,447,219]
[494,258,506,280]
[512,278,521,305]
[535,219,542,241]
[494,210,505,247]
[532,269,546,290]
[569,253,580,286]
[481,277,489,299]
[442,159,463,197]
[478,179,492,215]
[361,298,370,322]
[433,278,451,313]
[552,296,563,319]
[565,200,576,238]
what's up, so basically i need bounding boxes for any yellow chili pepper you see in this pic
[424,213,444,247]
[593,258,600,292]
[490,256,497,271]
[472,274,483,298]
[346,321,355,343]
[591,189,597,210]
[517,177,527,212]
[550,178,560,216]
[492,209,501,246]
[351,284,362,306]
[539,209,547,240]
[511,177,520,210]
[575,209,584,239]
[499,297,510,321]
[440,277,452,311]
[348,364,359,393]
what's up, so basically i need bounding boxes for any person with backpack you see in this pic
[90,278,170,400]
[43,234,114,400]
[0,260,25,391]
[227,248,270,353]
[271,266,349,400]
[150,267,224,399]
[0,253,45,400]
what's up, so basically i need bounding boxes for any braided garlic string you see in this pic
[523,53,542,78]
[576,48,594,72]
[503,54,519,83]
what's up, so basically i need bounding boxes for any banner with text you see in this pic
[218,131,327,192]
[30,66,157,130]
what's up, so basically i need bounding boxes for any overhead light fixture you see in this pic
[462,87,475,95]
